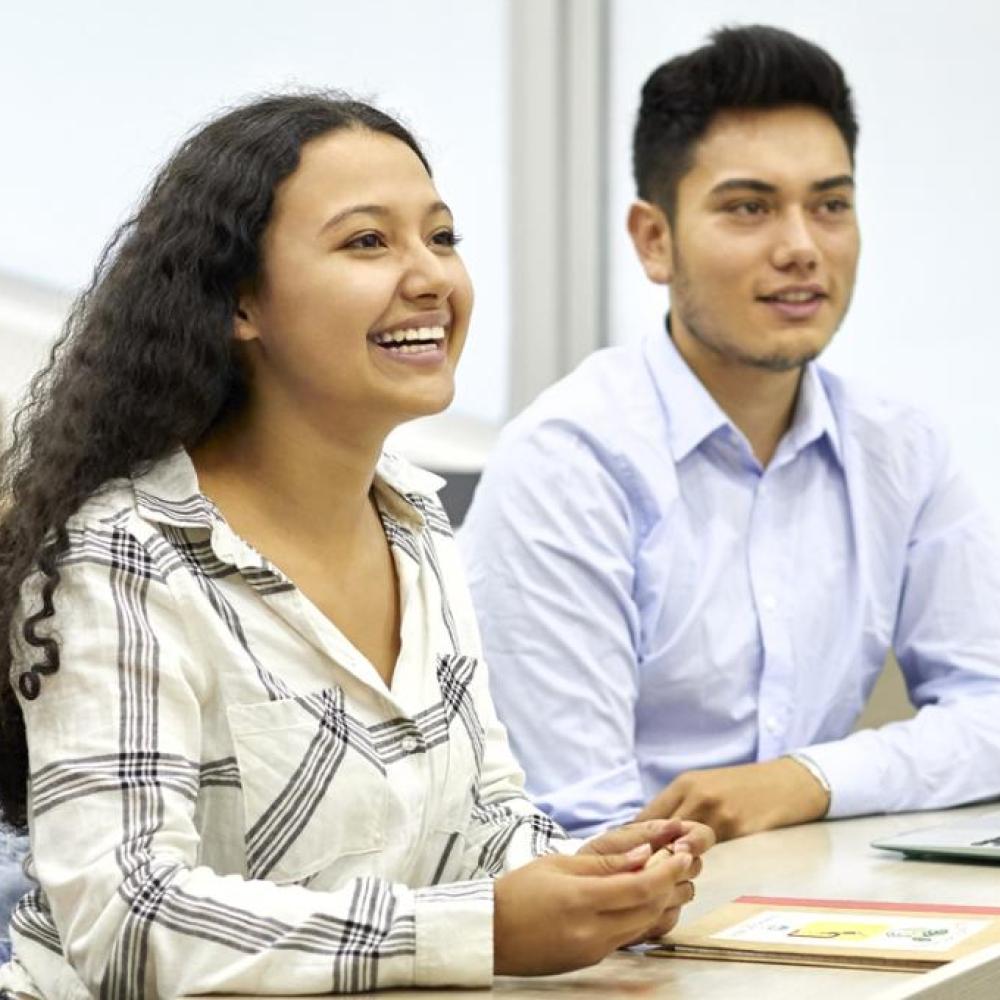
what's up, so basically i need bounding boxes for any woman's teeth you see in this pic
[370,325,446,350]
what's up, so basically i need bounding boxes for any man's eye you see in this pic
[820,198,853,215]
[346,232,385,250]
[431,228,463,248]
[730,201,768,217]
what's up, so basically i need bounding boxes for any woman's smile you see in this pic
[367,310,451,367]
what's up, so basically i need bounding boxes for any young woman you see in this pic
[0,92,711,998]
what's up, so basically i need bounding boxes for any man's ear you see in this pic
[627,200,673,286]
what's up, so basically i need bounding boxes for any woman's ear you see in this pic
[233,295,259,343]
[627,200,674,286]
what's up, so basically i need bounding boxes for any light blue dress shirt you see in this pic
[459,327,1000,838]
[0,824,29,964]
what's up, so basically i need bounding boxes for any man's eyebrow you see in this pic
[811,174,855,192]
[319,200,453,234]
[709,178,778,196]
[708,175,856,197]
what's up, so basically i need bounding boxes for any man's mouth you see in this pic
[757,287,827,319]
[368,325,447,355]
[758,289,826,304]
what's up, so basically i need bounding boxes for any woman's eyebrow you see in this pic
[319,204,387,234]
[427,200,453,218]
[318,200,453,235]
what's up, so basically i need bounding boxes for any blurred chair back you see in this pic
[386,412,496,528]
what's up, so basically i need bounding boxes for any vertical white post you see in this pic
[508,0,609,415]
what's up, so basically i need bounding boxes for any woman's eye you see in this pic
[345,232,385,250]
[431,228,462,248]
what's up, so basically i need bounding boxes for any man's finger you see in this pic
[636,782,684,823]
[668,790,728,833]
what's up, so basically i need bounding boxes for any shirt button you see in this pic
[765,716,781,734]
[761,594,778,612]
[400,735,419,753]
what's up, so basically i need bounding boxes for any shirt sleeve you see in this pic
[16,523,495,998]
[459,656,582,874]
[458,422,646,838]
[436,524,583,875]
[797,426,1000,817]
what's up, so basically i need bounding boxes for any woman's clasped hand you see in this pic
[495,819,713,975]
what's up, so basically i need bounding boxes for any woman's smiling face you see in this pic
[235,126,473,437]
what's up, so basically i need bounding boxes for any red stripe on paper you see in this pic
[734,896,1000,916]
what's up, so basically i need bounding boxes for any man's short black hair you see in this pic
[633,24,858,222]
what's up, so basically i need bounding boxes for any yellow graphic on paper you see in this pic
[787,919,889,941]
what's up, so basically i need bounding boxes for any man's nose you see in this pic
[771,209,819,271]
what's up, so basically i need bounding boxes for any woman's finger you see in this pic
[669,820,716,856]
[580,818,683,857]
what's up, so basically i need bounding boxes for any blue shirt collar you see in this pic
[788,362,844,467]
[643,323,727,463]
[642,320,843,468]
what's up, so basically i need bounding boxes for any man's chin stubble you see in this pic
[740,347,821,373]
[682,315,825,373]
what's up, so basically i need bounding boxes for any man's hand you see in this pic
[636,757,831,842]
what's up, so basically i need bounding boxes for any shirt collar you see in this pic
[133,448,220,530]
[133,447,447,534]
[643,318,843,468]
[370,451,447,528]
[786,362,843,468]
[642,322,729,463]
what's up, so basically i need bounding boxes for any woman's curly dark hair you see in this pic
[0,90,431,828]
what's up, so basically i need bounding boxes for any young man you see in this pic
[459,25,1000,840]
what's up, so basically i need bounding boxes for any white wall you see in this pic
[0,273,72,438]
[0,0,509,424]
[609,1,1000,510]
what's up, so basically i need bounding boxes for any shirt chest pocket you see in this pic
[227,687,388,885]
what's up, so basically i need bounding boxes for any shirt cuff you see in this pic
[413,879,494,987]
[793,733,890,818]
[785,752,831,814]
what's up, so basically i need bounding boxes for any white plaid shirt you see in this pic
[1,450,568,998]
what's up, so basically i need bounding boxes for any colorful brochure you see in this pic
[652,896,1000,972]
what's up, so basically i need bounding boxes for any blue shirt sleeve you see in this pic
[459,421,646,837]
[800,421,1000,816]
[0,823,30,962]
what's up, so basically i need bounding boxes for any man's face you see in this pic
[663,105,860,372]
